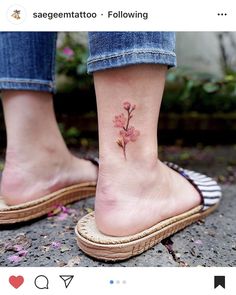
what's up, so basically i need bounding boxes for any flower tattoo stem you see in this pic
[113,101,140,160]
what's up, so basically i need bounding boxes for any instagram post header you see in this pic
[0,0,235,294]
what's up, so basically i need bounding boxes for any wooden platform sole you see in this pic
[0,182,96,224]
[75,203,218,261]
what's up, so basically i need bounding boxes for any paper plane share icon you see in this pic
[59,275,74,288]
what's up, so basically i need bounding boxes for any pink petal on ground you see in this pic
[51,242,61,249]
[8,255,23,263]
[48,205,75,219]
[194,240,203,245]
[57,212,68,221]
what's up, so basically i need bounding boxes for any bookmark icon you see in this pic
[214,276,225,289]
[59,275,74,289]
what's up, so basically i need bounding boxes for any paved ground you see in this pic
[0,146,235,267]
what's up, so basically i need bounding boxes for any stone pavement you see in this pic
[0,146,235,267]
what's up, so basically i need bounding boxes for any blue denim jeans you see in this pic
[0,32,176,93]
[0,32,57,93]
[87,32,176,73]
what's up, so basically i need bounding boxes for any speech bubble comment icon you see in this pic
[34,275,49,289]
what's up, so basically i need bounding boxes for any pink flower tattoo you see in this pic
[113,101,140,159]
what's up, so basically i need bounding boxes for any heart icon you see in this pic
[9,276,24,289]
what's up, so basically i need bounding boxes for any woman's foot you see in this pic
[0,90,97,206]
[0,148,97,206]
[95,159,201,236]
[93,64,200,237]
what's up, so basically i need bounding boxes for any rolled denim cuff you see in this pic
[87,32,176,73]
[0,32,57,93]
[87,49,176,73]
[0,78,55,93]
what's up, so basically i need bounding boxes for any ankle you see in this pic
[95,156,161,220]
[5,141,70,168]
[99,149,158,170]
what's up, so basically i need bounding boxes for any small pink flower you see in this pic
[123,101,131,111]
[113,113,126,128]
[113,101,140,159]
[120,130,129,144]
[62,47,74,58]
[129,127,140,142]
[120,127,140,144]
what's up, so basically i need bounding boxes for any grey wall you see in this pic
[176,32,236,76]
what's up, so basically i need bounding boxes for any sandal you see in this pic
[75,162,222,261]
[0,157,98,224]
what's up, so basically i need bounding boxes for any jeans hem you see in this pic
[0,78,55,93]
[87,49,176,73]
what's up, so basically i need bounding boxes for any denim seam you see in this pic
[88,49,176,64]
[50,33,58,90]
[0,78,54,87]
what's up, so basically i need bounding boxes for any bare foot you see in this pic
[0,147,97,206]
[0,90,98,206]
[95,159,201,236]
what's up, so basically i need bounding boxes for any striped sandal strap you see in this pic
[164,161,222,211]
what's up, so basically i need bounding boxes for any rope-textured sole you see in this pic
[75,203,219,261]
[0,182,96,224]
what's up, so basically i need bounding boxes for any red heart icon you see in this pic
[9,276,24,289]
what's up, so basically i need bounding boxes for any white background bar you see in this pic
[0,267,235,294]
[0,0,236,31]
